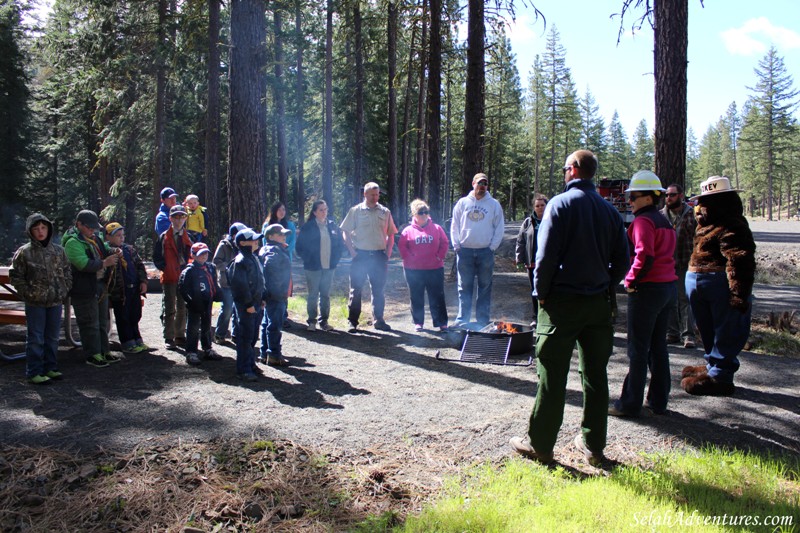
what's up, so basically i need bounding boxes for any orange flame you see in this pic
[496,321,519,334]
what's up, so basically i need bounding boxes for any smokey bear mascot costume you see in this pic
[680,176,756,396]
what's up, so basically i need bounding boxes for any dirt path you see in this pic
[1,220,798,471]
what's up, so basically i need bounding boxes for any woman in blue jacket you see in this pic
[295,200,344,331]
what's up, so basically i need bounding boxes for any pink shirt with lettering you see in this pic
[398,219,449,270]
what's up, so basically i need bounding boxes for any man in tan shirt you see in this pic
[340,182,398,332]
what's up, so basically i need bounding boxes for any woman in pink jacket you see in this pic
[398,199,450,332]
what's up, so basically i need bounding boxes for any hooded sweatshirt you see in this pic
[398,219,449,270]
[9,213,72,307]
[450,191,504,251]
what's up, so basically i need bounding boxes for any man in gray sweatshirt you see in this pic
[450,172,505,326]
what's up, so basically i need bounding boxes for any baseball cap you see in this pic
[191,242,210,256]
[76,210,101,230]
[169,205,187,217]
[235,228,263,245]
[264,223,291,237]
[229,222,247,237]
[160,187,178,200]
[105,222,124,235]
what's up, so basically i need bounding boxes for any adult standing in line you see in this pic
[609,171,677,418]
[153,205,193,348]
[681,176,755,396]
[450,173,504,326]
[661,183,698,349]
[515,194,548,326]
[509,150,629,466]
[340,182,398,333]
[295,200,344,332]
[397,199,450,332]
[155,187,179,236]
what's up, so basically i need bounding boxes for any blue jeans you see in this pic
[403,268,448,327]
[186,306,212,353]
[25,304,62,378]
[455,247,494,324]
[615,282,676,414]
[261,299,287,357]
[235,305,260,375]
[686,271,752,383]
[348,250,388,324]
[214,287,236,338]
[305,269,334,324]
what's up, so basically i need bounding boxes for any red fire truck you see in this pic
[597,178,634,225]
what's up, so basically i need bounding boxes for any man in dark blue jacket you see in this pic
[228,228,265,381]
[510,150,629,467]
[259,224,292,366]
[179,242,222,365]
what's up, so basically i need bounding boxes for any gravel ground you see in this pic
[1,220,798,472]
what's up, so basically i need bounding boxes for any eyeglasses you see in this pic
[666,192,679,198]
[476,181,488,186]
[416,209,429,215]
[562,165,572,172]
[628,194,644,201]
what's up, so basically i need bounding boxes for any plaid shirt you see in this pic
[660,202,696,271]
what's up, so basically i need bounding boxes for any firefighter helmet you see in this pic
[626,170,666,195]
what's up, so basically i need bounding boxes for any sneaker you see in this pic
[608,405,635,417]
[683,338,696,349]
[28,374,52,385]
[122,344,139,355]
[347,322,359,333]
[319,322,334,332]
[165,339,177,350]
[509,437,554,464]
[306,322,317,332]
[374,320,392,331]
[267,355,290,367]
[414,324,423,332]
[130,344,149,354]
[573,434,604,467]
[213,335,227,344]
[45,370,63,380]
[103,352,122,364]
[186,352,202,366]
[438,325,448,332]
[251,365,265,376]
[203,348,223,361]
[237,372,258,382]
[86,353,110,368]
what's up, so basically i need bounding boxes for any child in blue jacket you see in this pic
[179,242,222,365]
[227,228,265,381]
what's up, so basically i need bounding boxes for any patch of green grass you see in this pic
[749,327,800,358]
[287,294,350,328]
[392,447,799,532]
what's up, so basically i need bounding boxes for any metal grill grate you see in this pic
[458,332,533,366]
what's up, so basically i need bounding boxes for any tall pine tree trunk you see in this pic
[228,0,267,225]
[274,5,288,205]
[425,0,442,221]
[205,0,221,238]
[413,0,428,200]
[461,0,484,193]
[399,16,419,218]
[654,0,688,193]
[353,2,365,205]
[153,0,168,216]
[387,1,399,222]
[295,1,305,222]
[323,0,334,215]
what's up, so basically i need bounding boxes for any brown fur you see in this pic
[689,193,756,311]
[681,374,735,396]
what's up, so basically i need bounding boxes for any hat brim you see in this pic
[689,188,744,201]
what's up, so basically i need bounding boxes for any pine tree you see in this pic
[606,111,632,180]
[631,119,654,172]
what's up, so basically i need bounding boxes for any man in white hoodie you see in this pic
[450,173,505,325]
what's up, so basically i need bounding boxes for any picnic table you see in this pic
[0,266,81,361]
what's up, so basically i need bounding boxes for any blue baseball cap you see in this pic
[160,187,178,200]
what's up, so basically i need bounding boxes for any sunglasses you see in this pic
[666,192,679,197]
[562,165,573,172]
[416,209,430,215]
[476,181,488,186]
[628,194,644,201]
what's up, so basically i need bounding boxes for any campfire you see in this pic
[481,321,520,335]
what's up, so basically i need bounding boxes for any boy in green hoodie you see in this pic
[62,210,121,367]
[10,213,72,384]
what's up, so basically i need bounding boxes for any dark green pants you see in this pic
[72,281,110,358]
[528,292,614,454]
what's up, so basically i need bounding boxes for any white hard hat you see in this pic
[626,170,666,194]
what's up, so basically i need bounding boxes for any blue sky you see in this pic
[502,0,800,141]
